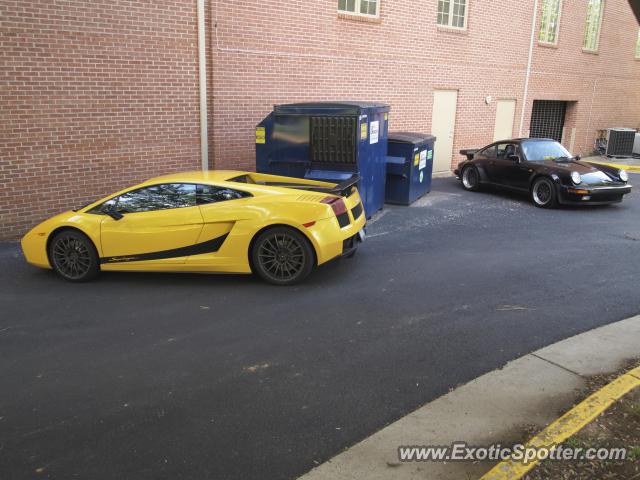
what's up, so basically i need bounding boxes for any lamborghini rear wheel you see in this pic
[251,227,314,285]
[48,230,99,282]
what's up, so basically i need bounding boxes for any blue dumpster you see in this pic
[385,132,436,205]
[256,102,390,218]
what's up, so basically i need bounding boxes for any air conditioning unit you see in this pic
[633,133,640,155]
[605,128,636,156]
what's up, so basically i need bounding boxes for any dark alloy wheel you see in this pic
[461,166,480,191]
[251,227,314,285]
[48,230,99,282]
[531,177,558,208]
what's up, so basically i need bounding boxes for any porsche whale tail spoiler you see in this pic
[460,149,479,160]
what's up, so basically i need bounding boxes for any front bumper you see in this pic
[557,184,632,205]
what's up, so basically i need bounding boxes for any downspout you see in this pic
[197,0,209,170]
[518,0,539,137]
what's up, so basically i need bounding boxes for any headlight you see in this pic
[571,171,582,184]
[619,169,628,182]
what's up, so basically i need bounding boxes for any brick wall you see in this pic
[2,0,639,239]
[1,0,203,239]
[210,0,640,169]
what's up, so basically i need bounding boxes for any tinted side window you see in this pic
[478,145,497,158]
[496,143,518,159]
[197,184,251,205]
[115,183,196,213]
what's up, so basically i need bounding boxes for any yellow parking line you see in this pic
[480,365,640,480]
[587,160,640,174]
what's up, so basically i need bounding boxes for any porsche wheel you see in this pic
[251,227,314,286]
[48,230,99,282]
[531,177,558,209]
[461,166,480,191]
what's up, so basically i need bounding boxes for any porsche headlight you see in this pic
[619,169,628,182]
[571,171,582,185]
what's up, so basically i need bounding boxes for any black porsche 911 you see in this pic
[454,138,632,208]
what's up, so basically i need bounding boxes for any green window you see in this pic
[583,0,604,51]
[539,0,562,44]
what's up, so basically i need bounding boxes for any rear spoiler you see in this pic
[460,149,479,160]
[329,175,361,197]
[260,175,360,196]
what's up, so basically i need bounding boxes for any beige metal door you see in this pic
[431,90,458,173]
[493,99,516,142]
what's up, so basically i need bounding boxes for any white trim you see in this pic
[437,0,468,30]
[519,0,539,137]
[538,0,562,46]
[197,0,208,171]
[338,0,380,19]
[635,28,640,58]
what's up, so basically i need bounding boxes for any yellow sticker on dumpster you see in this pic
[361,123,368,141]
[414,153,420,166]
[255,127,266,144]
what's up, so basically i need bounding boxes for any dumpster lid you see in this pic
[275,101,390,115]
[388,132,436,145]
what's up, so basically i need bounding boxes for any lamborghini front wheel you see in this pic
[48,230,100,282]
[251,227,314,286]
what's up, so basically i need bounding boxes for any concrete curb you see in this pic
[480,365,640,480]
[299,315,640,480]
[586,159,640,174]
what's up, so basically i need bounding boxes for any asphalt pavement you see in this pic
[1,176,639,480]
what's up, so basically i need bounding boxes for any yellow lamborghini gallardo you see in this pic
[21,171,366,285]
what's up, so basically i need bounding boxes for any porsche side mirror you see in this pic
[104,206,124,221]
[574,154,581,161]
[507,154,520,163]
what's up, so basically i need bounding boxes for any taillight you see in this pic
[321,196,347,216]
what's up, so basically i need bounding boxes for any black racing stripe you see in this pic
[100,233,229,264]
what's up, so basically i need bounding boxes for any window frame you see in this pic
[338,0,380,19]
[635,28,640,59]
[88,182,252,216]
[582,0,605,52]
[496,143,519,159]
[538,0,563,46]
[437,0,469,30]
[96,183,197,215]
[195,184,253,205]
[477,144,497,159]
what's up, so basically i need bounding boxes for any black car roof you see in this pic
[502,138,556,143]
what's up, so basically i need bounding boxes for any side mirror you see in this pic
[104,206,124,221]
[507,154,521,163]
[574,154,581,161]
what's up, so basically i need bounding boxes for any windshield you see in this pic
[521,140,572,162]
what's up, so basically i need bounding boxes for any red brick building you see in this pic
[2,0,640,239]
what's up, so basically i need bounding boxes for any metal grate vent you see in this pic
[606,129,635,156]
[310,116,357,166]
[530,100,567,142]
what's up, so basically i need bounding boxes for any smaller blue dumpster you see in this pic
[385,132,436,205]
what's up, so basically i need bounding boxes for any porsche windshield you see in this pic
[521,140,572,162]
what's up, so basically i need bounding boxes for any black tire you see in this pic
[531,177,558,209]
[251,227,314,286]
[344,247,357,259]
[461,166,481,191]
[48,230,100,282]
